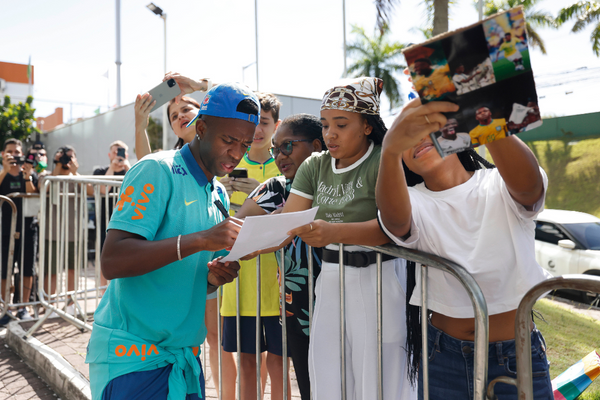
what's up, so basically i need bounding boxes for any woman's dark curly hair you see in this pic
[362,114,387,145]
[404,148,495,384]
[279,113,324,149]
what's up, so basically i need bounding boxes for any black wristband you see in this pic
[207,282,219,294]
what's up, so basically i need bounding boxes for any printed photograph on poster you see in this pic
[403,6,542,157]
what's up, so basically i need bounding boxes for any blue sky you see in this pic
[2,0,599,121]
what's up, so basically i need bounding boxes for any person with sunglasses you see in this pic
[236,78,416,399]
[234,114,324,400]
[219,92,287,400]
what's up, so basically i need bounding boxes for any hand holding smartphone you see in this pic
[147,79,181,113]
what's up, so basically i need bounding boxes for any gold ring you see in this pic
[424,115,431,124]
[310,223,313,231]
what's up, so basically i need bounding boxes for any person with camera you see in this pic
[25,142,50,183]
[0,138,39,325]
[40,146,79,308]
[91,140,131,245]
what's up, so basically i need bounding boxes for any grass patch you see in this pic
[528,138,600,218]
[535,298,600,399]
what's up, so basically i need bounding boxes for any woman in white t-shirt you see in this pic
[251,77,416,400]
[376,98,553,400]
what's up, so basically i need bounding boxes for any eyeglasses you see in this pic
[270,139,311,158]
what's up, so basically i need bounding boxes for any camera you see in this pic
[167,78,176,88]
[13,155,26,165]
[59,152,71,166]
[56,147,72,169]
[25,153,38,167]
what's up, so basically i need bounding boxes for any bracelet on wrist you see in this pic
[207,282,219,294]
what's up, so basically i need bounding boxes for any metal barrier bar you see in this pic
[376,252,383,400]
[5,193,40,313]
[25,175,123,338]
[256,255,262,400]
[217,285,223,400]
[421,265,429,400]
[338,244,347,400]
[235,274,241,400]
[359,244,489,400]
[280,248,288,400]
[487,274,600,400]
[0,196,18,321]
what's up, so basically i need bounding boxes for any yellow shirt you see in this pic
[469,119,507,145]
[221,153,282,316]
[499,38,519,57]
[414,64,455,100]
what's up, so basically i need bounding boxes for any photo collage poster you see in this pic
[403,7,542,157]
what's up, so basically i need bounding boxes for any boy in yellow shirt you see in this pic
[220,93,289,399]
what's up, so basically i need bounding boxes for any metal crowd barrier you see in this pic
[487,274,600,400]
[6,193,41,317]
[0,195,18,322]
[24,175,123,338]
[215,241,490,400]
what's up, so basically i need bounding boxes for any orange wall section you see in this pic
[37,108,63,132]
[0,61,34,85]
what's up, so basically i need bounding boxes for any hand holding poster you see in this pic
[403,6,542,157]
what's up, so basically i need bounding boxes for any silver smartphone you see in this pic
[148,78,180,113]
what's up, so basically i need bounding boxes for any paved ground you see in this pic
[0,329,58,400]
[6,315,301,399]
[2,295,597,400]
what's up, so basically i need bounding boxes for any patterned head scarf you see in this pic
[320,77,383,116]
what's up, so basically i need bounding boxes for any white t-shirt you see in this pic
[437,133,471,154]
[378,167,552,318]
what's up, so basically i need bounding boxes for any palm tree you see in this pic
[346,24,407,110]
[481,0,558,54]
[374,0,451,36]
[556,1,600,56]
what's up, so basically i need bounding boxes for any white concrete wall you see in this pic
[39,92,321,174]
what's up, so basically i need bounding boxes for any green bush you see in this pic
[0,95,41,146]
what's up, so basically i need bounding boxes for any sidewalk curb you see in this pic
[5,320,92,400]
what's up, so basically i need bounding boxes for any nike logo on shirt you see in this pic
[184,199,198,206]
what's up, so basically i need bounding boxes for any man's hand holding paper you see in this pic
[220,207,319,262]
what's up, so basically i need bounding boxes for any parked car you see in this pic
[534,209,600,305]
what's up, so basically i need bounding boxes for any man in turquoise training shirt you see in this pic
[86,81,260,400]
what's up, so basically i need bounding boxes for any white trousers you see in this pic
[308,257,417,400]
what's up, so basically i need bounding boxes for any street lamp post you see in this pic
[147,3,169,151]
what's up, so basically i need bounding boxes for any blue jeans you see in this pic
[418,323,553,400]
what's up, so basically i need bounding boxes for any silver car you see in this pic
[534,209,600,305]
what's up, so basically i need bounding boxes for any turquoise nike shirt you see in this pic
[86,144,229,399]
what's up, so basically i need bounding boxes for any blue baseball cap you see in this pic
[186,83,260,127]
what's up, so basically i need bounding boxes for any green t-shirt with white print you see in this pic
[290,141,380,225]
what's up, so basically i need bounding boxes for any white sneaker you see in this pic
[66,305,77,316]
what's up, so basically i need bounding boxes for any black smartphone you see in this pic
[228,168,248,179]
[13,155,26,165]
[147,78,180,113]
[117,147,126,159]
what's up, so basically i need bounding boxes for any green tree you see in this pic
[556,1,600,56]
[481,0,558,54]
[146,116,163,152]
[0,95,41,145]
[346,24,407,110]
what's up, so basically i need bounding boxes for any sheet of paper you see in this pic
[220,207,319,262]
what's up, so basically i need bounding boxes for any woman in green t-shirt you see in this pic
[247,78,415,399]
